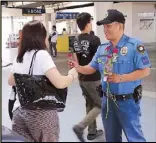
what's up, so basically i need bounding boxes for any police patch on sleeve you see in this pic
[141,56,150,65]
[137,45,145,54]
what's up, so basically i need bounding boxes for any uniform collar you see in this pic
[108,34,128,49]
[116,34,128,48]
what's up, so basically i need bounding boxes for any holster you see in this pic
[133,85,143,103]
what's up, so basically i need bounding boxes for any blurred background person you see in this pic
[50,25,58,57]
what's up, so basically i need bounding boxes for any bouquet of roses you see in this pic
[104,47,118,81]
[103,47,119,119]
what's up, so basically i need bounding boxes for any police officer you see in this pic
[70,9,151,142]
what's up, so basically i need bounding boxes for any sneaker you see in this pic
[73,125,85,142]
[87,129,103,140]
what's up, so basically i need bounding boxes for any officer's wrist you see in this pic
[119,74,124,83]
[75,64,81,71]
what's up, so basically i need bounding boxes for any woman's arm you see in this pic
[8,73,15,86]
[45,67,78,89]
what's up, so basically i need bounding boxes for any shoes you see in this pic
[87,129,103,140]
[73,125,85,142]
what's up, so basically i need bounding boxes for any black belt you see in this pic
[104,92,133,101]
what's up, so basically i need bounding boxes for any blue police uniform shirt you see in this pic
[89,34,151,95]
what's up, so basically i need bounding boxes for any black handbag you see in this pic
[14,50,68,111]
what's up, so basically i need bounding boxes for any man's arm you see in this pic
[71,46,101,75]
[74,64,96,75]
[70,54,96,75]
[108,68,150,83]
[122,68,150,82]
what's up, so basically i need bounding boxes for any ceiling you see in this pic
[6,1,70,9]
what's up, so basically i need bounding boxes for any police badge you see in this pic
[120,47,128,56]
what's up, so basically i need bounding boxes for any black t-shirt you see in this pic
[72,33,101,81]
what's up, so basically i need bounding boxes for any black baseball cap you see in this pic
[97,9,125,26]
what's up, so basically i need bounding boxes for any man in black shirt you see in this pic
[71,13,103,142]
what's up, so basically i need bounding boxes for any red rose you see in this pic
[113,48,118,54]
[68,53,72,58]
[106,46,110,51]
[107,55,112,58]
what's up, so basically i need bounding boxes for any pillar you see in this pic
[94,2,114,43]
[51,9,56,33]
[42,14,49,34]
[11,16,14,34]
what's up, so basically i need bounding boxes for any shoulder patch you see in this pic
[137,45,145,54]
[141,56,150,65]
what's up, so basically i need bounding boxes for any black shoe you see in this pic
[73,125,85,142]
[87,129,103,140]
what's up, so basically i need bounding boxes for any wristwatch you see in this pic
[119,75,123,82]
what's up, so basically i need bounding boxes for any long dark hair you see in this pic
[17,20,47,63]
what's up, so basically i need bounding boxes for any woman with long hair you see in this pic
[8,20,78,142]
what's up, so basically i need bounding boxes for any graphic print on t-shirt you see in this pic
[81,40,90,57]
[73,40,82,53]
[73,39,90,58]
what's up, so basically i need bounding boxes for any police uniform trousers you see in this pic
[12,107,60,142]
[101,95,146,142]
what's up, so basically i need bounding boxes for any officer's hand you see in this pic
[107,73,120,83]
[68,60,79,69]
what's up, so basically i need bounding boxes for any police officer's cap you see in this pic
[97,9,125,26]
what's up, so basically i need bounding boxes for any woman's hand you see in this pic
[68,67,78,80]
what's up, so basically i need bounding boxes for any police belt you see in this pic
[103,92,134,101]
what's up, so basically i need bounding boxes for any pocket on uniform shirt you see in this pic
[115,59,131,73]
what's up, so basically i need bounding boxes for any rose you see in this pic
[107,55,112,59]
[106,46,110,51]
[113,48,118,54]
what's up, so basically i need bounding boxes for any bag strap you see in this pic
[29,50,38,75]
